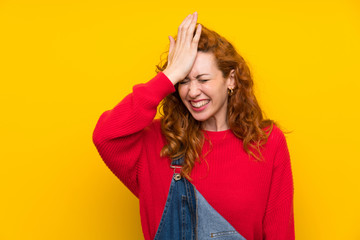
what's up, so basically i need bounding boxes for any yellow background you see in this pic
[1,0,359,239]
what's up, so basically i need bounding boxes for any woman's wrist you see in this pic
[162,69,182,85]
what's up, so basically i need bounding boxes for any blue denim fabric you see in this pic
[154,157,246,240]
[196,190,246,239]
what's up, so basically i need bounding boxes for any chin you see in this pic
[189,112,210,122]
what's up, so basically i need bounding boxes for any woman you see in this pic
[92,12,294,240]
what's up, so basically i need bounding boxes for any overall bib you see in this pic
[154,157,247,240]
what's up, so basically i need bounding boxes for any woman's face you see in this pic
[178,52,235,131]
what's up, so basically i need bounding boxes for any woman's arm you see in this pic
[263,129,295,239]
[92,12,201,197]
[92,72,175,197]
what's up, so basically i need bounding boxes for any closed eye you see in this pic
[179,79,189,85]
[199,79,209,83]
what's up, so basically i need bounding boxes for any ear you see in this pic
[227,69,236,89]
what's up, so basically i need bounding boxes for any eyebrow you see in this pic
[184,74,210,80]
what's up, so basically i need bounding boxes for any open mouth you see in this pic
[190,100,210,108]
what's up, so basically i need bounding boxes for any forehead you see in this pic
[187,52,219,78]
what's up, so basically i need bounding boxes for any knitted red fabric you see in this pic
[92,72,295,240]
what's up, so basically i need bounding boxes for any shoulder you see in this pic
[267,124,286,145]
[146,118,162,131]
[144,118,165,140]
[262,123,288,156]
[264,123,291,167]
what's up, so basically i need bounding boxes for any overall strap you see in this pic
[170,156,184,181]
[170,156,184,166]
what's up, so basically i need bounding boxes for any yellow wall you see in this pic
[1,0,359,239]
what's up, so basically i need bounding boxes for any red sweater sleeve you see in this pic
[92,72,175,197]
[263,128,295,239]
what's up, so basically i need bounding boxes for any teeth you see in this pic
[191,100,210,108]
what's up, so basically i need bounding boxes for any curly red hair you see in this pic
[156,23,274,180]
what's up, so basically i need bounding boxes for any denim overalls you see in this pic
[154,157,247,240]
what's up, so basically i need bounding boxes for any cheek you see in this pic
[177,86,187,101]
[203,84,223,97]
[207,85,227,102]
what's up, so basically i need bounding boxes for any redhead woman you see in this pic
[92,12,294,240]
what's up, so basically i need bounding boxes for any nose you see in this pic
[188,81,201,98]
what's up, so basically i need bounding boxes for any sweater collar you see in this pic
[201,129,233,141]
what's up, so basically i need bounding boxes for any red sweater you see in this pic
[92,72,295,240]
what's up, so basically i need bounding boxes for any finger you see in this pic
[177,14,192,43]
[182,12,195,30]
[168,35,175,56]
[185,12,198,43]
[192,24,202,46]
[179,14,195,46]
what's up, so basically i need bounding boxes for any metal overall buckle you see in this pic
[170,164,182,181]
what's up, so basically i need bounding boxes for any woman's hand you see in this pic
[163,12,202,85]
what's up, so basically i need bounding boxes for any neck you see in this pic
[201,117,229,132]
